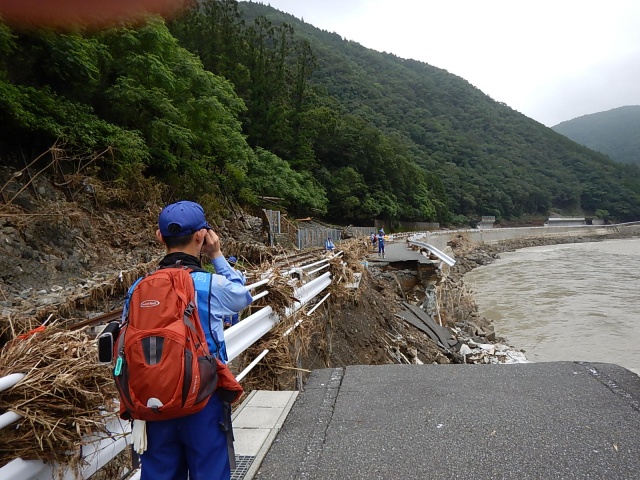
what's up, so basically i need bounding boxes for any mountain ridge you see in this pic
[236,1,640,221]
[552,105,640,165]
[1,0,640,226]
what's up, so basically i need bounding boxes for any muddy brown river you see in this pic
[465,238,640,375]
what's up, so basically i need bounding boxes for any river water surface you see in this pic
[465,238,640,375]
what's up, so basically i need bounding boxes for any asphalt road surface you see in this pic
[254,362,640,480]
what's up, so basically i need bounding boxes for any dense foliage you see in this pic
[552,106,640,166]
[0,16,326,215]
[1,0,640,225]
[237,2,640,223]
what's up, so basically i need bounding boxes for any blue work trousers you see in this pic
[140,393,230,480]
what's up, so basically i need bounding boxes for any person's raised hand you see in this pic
[202,229,223,259]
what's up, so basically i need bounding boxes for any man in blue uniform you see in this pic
[325,237,336,252]
[141,200,252,480]
[377,229,385,258]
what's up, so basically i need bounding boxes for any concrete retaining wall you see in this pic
[410,222,640,251]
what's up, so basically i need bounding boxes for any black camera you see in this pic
[97,321,121,364]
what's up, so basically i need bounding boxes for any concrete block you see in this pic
[233,427,271,456]
[233,406,285,429]
[247,390,297,408]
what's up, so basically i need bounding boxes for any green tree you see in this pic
[245,147,327,214]
[97,20,253,198]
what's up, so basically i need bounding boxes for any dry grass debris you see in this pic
[0,327,118,472]
[0,258,160,348]
[223,238,276,267]
[234,239,370,391]
[234,308,321,392]
[327,238,368,303]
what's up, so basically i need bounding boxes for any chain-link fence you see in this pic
[297,227,343,250]
[265,210,372,249]
[263,209,281,247]
[343,226,376,238]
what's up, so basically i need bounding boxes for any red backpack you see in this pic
[113,266,219,421]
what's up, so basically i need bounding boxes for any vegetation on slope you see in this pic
[552,105,640,166]
[236,1,640,222]
[1,0,640,226]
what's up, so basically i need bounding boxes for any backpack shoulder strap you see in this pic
[159,259,206,274]
[122,276,145,323]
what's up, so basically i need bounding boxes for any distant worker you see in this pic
[377,229,385,259]
[223,256,246,328]
[370,232,377,250]
[325,237,336,252]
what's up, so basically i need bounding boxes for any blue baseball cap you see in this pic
[158,201,211,237]
[228,256,237,264]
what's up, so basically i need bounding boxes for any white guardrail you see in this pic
[0,252,342,480]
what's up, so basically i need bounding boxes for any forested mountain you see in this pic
[233,1,640,222]
[1,0,640,226]
[552,106,640,166]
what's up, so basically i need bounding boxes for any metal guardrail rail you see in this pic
[5,222,635,478]
[407,240,457,267]
[0,253,341,480]
[5,222,638,478]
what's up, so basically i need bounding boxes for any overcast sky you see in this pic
[250,0,640,127]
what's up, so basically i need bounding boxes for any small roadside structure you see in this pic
[544,217,586,227]
[477,216,495,229]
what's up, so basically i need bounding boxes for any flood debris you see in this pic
[457,338,529,364]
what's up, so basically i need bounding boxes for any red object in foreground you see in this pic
[0,0,191,29]
[16,325,46,340]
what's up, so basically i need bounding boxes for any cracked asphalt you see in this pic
[254,362,640,480]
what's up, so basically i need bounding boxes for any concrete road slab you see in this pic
[234,428,271,456]
[253,362,640,480]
